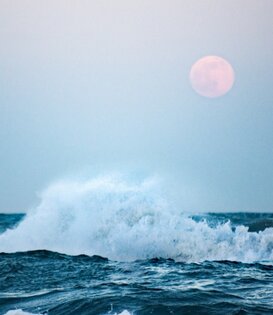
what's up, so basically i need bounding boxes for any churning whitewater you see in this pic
[1,175,273,263]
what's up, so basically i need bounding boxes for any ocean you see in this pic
[1,178,273,314]
[1,212,273,315]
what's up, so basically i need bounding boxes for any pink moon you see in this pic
[190,56,235,98]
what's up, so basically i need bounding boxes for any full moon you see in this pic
[190,56,235,98]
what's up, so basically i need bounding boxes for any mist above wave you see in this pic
[0,175,272,263]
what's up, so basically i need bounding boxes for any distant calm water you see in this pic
[1,213,273,315]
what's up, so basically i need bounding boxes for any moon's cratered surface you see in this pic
[190,56,235,98]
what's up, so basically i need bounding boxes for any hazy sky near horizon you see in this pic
[1,0,273,212]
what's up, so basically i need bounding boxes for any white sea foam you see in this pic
[115,311,132,315]
[4,309,131,315]
[1,175,273,263]
[4,310,41,315]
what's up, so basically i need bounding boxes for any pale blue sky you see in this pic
[1,0,273,212]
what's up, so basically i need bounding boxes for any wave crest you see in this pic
[1,175,273,263]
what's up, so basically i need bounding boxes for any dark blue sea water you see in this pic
[1,212,273,315]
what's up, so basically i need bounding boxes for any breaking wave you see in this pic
[1,175,273,263]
